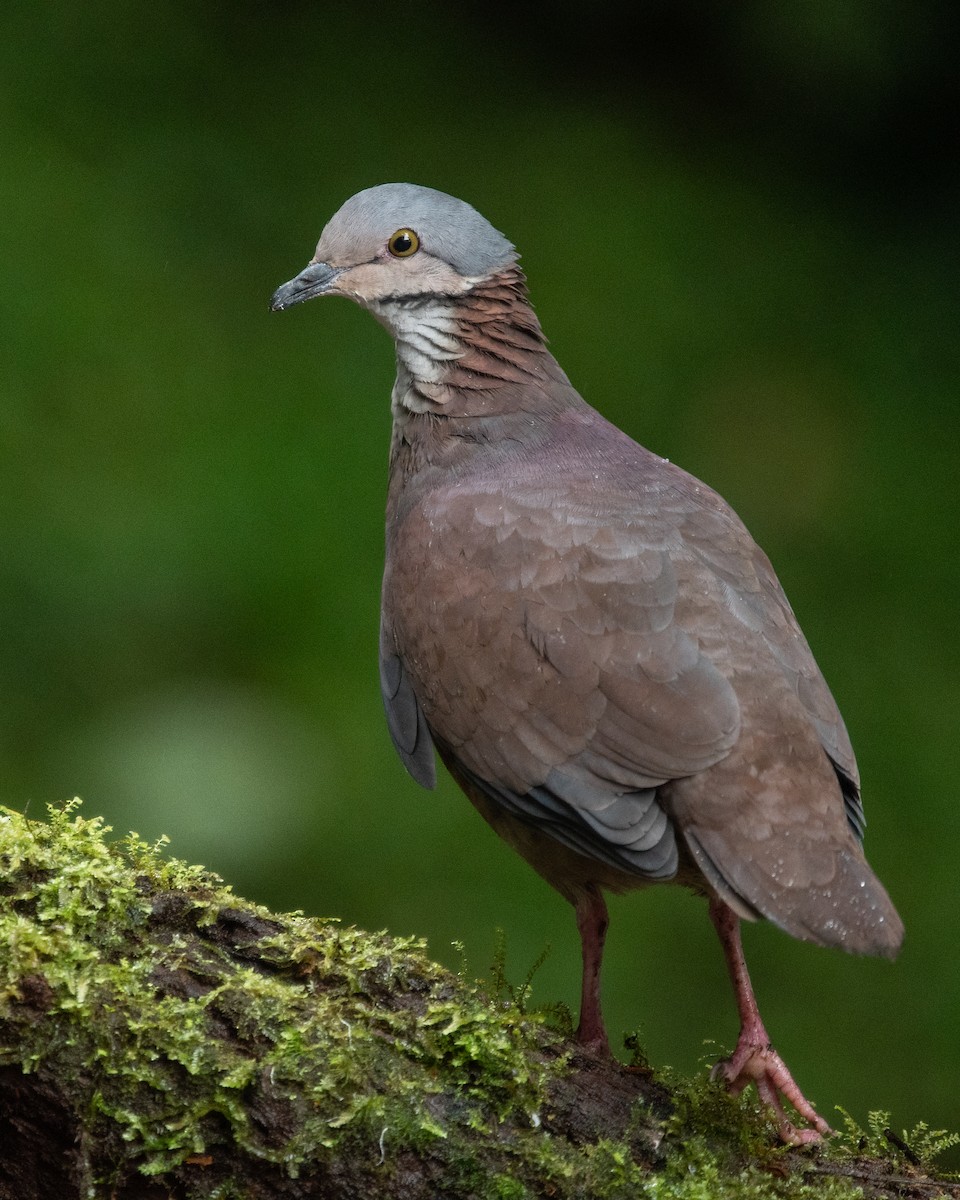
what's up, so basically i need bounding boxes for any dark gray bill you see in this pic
[270,261,341,311]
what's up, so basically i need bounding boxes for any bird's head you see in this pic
[270,183,517,316]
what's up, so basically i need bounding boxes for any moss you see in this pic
[0,800,952,1199]
[645,1072,866,1200]
[1,801,561,1192]
[830,1107,960,1176]
[487,1174,529,1200]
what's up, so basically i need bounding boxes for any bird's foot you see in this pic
[707,900,832,1145]
[711,1040,832,1145]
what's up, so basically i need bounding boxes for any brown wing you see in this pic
[382,469,747,879]
[678,495,865,838]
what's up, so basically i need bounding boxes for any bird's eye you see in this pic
[388,228,420,258]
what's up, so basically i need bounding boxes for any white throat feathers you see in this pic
[368,295,466,415]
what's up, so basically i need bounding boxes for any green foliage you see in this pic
[4,801,959,1196]
[0,802,557,1189]
[651,1073,863,1200]
[833,1107,960,1174]
[488,1175,528,1200]
[486,927,575,1037]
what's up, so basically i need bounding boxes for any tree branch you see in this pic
[0,803,954,1199]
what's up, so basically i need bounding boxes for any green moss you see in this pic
[486,1174,529,1200]
[831,1107,960,1175]
[0,801,560,1192]
[646,1072,865,1200]
[0,800,951,1198]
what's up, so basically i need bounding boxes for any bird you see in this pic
[270,183,903,1144]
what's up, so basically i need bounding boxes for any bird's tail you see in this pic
[683,826,904,958]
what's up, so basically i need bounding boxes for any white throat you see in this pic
[367,296,464,415]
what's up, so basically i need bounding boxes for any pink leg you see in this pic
[708,898,832,1145]
[574,887,610,1054]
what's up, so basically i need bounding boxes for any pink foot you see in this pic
[708,898,832,1145]
[711,1034,832,1145]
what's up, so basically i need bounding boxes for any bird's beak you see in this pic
[270,260,342,311]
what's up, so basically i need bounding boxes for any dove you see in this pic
[271,184,903,1142]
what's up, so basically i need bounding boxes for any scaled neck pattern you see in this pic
[373,266,550,420]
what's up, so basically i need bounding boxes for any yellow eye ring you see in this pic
[388,228,420,258]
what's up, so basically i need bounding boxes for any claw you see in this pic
[712,1040,832,1144]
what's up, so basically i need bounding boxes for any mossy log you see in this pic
[0,802,955,1200]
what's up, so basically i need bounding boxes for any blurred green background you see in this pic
[2,0,958,1152]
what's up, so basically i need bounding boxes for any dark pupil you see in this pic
[394,233,412,253]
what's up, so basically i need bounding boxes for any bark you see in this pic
[0,802,955,1200]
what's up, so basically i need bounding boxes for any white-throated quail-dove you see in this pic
[271,184,903,1144]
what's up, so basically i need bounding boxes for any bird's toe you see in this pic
[712,1042,832,1144]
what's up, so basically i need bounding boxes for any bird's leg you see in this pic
[574,886,610,1054]
[708,897,832,1145]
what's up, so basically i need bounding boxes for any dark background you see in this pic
[2,0,958,1152]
